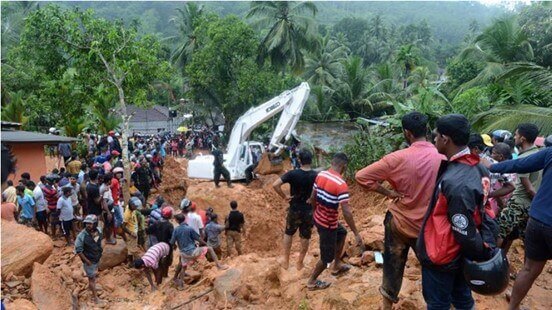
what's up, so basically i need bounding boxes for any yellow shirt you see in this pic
[66,160,82,175]
[123,207,137,233]
[2,186,17,204]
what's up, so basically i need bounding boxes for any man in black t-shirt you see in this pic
[272,149,318,270]
[86,169,103,216]
[225,201,244,257]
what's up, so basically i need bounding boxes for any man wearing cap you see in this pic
[75,214,104,305]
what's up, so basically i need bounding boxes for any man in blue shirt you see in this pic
[488,146,551,310]
[170,213,227,288]
[16,185,35,226]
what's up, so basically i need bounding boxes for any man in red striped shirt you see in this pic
[307,153,363,290]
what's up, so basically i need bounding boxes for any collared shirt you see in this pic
[355,141,444,238]
[170,223,200,255]
[313,169,349,229]
[75,227,103,264]
[17,194,35,219]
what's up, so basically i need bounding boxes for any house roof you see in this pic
[1,130,77,144]
[126,105,171,123]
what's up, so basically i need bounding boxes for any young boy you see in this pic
[170,213,228,289]
[133,241,171,292]
[204,213,225,261]
[225,201,245,257]
[16,185,35,226]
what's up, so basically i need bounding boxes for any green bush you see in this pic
[341,126,403,179]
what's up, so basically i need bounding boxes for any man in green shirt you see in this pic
[498,123,542,255]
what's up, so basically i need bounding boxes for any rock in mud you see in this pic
[1,220,53,277]
[361,251,375,265]
[98,240,128,271]
[5,299,37,310]
[213,268,242,299]
[31,263,73,310]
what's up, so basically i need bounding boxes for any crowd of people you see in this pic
[1,113,551,309]
[270,113,551,310]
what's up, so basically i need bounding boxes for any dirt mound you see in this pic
[158,156,188,206]
[1,220,53,277]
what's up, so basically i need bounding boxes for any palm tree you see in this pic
[1,90,28,127]
[459,16,534,88]
[395,44,421,89]
[303,35,348,88]
[407,66,436,91]
[166,3,204,76]
[333,56,372,118]
[1,1,39,60]
[246,1,318,74]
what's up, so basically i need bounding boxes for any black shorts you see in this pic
[316,223,347,264]
[61,219,73,236]
[524,217,552,261]
[285,208,314,239]
[36,210,47,223]
[102,211,114,226]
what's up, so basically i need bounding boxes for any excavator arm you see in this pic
[226,82,310,168]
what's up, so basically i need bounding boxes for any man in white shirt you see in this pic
[31,181,48,234]
[183,200,204,239]
[57,187,75,246]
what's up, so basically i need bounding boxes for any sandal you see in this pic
[307,280,331,291]
[331,264,351,276]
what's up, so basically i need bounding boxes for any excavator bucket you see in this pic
[254,152,285,175]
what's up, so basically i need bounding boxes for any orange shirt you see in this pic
[355,141,444,238]
[1,202,17,221]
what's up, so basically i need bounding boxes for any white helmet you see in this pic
[180,198,191,210]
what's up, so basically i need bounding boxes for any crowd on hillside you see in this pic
[1,115,551,309]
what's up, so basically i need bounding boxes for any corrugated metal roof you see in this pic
[1,130,78,143]
[126,105,170,122]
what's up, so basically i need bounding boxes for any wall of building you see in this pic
[7,143,47,183]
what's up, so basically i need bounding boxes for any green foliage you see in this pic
[472,105,552,135]
[2,4,171,132]
[450,87,491,120]
[186,15,287,130]
[342,126,403,178]
[1,91,29,127]
[247,1,318,73]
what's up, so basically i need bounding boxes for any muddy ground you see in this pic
[3,156,552,309]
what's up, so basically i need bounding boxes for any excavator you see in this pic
[187,82,310,180]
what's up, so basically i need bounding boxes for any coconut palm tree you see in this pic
[246,1,318,74]
[166,3,204,75]
[1,90,28,127]
[303,35,348,89]
[395,44,421,89]
[459,16,534,88]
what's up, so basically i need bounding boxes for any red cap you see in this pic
[111,150,121,156]
[161,206,174,219]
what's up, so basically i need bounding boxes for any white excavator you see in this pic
[187,82,310,180]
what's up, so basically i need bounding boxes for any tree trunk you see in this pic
[116,84,131,205]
